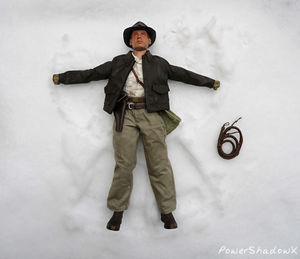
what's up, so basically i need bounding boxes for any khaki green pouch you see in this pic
[160,110,181,135]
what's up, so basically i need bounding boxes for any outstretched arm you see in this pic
[168,63,220,90]
[53,61,112,85]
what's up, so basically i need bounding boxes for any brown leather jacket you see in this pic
[57,50,216,114]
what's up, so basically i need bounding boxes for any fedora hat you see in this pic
[123,21,156,48]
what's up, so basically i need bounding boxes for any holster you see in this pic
[113,92,129,132]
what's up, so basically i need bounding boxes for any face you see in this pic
[129,30,151,51]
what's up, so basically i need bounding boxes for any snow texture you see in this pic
[0,0,299,258]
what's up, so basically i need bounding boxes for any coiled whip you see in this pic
[217,117,243,159]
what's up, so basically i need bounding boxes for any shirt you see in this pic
[124,53,145,97]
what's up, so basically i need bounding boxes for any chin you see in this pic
[134,47,147,51]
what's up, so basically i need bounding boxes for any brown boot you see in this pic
[106,211,124,231]
[161,212,177,229]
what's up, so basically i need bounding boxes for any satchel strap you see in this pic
[132,67,144,88]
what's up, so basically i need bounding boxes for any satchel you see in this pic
[159,110,181,135]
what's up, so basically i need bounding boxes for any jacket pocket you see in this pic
[152,84,170,94]
[104,84,120,110]
[151,84,170,105]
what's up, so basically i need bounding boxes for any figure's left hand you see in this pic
[213,80,220,90]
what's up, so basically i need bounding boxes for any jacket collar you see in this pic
[143,50,153,61]
[125,50,152,63]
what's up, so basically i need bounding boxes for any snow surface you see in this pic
[1,0,300,258]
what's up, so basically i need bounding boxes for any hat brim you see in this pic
[123,26,156,48]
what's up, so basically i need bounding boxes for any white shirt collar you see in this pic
[132,52,142,64]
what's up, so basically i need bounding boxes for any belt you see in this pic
[127,97,145,103]
[126,102,146,110]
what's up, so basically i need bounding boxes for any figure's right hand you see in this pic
[213,80,220,90]
[53,74,60,85]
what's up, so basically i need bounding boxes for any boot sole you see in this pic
[106,224,121,231]
[161,218,177,229]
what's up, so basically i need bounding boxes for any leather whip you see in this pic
[217,117,243,159]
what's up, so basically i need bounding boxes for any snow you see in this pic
[0,0,299,258]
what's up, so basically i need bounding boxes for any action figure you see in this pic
[53,21,220,231]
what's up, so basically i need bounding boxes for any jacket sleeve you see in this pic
[58,61,112,84]
[168,63,215,88]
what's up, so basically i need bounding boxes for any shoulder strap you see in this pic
[132,67,144,88]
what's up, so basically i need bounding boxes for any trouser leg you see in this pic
[138,110,177,214]
[107,110,139,211]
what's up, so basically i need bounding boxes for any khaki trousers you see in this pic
[107,108,176,214]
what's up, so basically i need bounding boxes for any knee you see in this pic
[115,159,137,173]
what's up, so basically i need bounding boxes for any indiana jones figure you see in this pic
[53,21,220,231]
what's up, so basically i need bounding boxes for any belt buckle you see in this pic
[127,102,134,110]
